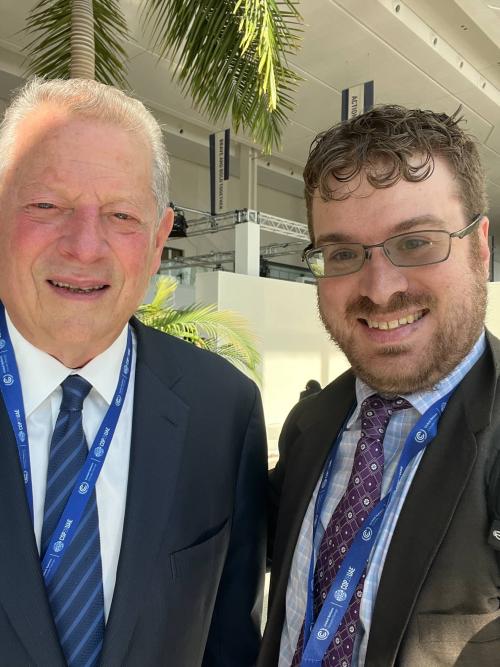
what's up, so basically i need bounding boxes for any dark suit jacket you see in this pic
[0,318,267,666]
[259,333,500,667]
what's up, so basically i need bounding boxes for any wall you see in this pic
[169,154,305,220]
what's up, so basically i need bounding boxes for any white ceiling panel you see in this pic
[285,78,340,133]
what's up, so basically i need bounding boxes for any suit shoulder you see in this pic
[133,318,256,391]
[486,329,500,363]
[283,367,355,430]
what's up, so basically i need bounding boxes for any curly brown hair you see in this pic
[303,105,487,242]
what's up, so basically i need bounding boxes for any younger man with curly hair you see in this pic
[260,106,499,667]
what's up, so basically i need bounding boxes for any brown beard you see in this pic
[319,269,487,394]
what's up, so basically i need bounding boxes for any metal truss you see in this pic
[244,210,309,241]
[160,240,305,271]
[161,251,234,270]
[163,206,309,270]
[261,241,305,257]
[183,211,240,237]
[176,207,309,241]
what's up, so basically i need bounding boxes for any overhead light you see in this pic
[487,4,500,10]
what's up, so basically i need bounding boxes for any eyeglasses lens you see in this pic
[385,230,450,267]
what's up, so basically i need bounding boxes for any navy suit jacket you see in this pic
[0,318,267,666]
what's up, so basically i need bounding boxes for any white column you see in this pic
[239,145,258,209]
[236,145,260,276]
[235,220,260,276]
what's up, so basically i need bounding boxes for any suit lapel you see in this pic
[265,373,356,655]
[367,345,498,665]
[100,322,189,666]
[0,398,65,665]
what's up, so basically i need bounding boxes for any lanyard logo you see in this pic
[334,589,347,602]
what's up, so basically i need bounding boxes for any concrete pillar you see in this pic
[235,220,260,276]
[239,145,258,209]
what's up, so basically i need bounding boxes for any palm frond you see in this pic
[140,0,303,153]
[136,277,261,382]
[22,0,129,87]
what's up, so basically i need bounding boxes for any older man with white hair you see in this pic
[0,77,267,667]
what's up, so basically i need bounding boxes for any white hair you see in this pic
[0,77,170,221]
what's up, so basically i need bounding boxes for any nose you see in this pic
[358,246,409,306]
[57,208,109,263]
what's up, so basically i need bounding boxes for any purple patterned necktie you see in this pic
[291,394,411,667]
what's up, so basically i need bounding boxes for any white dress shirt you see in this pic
[6,311,136,620]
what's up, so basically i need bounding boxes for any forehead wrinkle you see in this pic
[55,158,155,208]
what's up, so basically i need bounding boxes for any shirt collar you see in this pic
[5,310,129,416]
[349,331,487,426]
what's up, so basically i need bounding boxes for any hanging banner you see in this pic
[341,80,374,121]
[209,129,230,215]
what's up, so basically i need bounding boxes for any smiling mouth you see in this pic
[48,280,109,294]
[361,309,428,330]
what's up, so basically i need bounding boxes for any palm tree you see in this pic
[22,0,302,153]
[136,276,261,382]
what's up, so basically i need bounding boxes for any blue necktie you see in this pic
[41,375,105,667]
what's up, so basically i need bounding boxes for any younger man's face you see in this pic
[313,156,490,394]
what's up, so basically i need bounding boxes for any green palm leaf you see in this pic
[21,0,303,152]
[23,0,129,87]
[140,0,303,153]
[136,276,261,382]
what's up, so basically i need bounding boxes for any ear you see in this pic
[150,207,174,276]
[477,215,490,278]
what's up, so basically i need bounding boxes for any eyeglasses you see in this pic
[302,214,482,278]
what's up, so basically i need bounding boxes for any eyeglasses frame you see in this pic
[302,213,483,278]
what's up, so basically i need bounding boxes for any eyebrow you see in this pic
[19,182,149,209]
[315,215,447,246]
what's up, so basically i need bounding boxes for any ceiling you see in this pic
[0,0,499,235]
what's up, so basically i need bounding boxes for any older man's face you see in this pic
[0,106,172,367]
[313,156,490,394]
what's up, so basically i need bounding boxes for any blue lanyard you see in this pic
[0,304,132,583]
[301,392,452,666]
